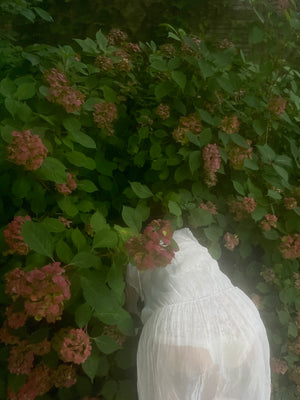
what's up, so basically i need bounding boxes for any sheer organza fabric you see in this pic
[126,228,271,400]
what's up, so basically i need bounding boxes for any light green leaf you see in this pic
[22,221,54,258]
[16,82,36,100]
[96,29,107,51]
[78,180,98,193]
[129,182,153,199]
[57,197,79,217]
[93,228,119,248]
[272,164,289,182]
[72,228,87,251]
[122,206,142,232]
[33,7,54,22]
[66,151,96,170]
[168,200,182,216]
[71,252,101,269]
[231,134,250,149]
[90,211,107,232]
[232,180,245,195]
[208,242,222,260]
[36,157,67,183]
[189,208,214,227]
[244,158,259,170]
[42,218,66,232]
[204,225,223,242]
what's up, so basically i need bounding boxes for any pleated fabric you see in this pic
[126,228,271,400]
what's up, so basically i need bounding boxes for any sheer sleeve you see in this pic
[126,263,144,301]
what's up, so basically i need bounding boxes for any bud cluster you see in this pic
[172,114,202,145]
[228,197,257,221]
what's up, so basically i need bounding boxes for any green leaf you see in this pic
[78,180,98,193]
[171,70,186,91]
[129,182,153,199]
[22,221,54,258]
[12,177,31,198]
[56,240,73,264]
[288,322,298,338]
[198,59,214,78]
[72,228,87,251]
[197,109,214,126]
[253,119,265,136]
[198,128,212,147]
[33,7,54,22]
[94,335,122,354]
[272,164,289,182]
[232,180,245,195]
[189,151,201,174]
[216,77,234,94]
[82,346,100,382]
[149,55,168,71]
[71,252,101,269]
[16,82,36,100]
[66,151,96,170]
[70,130,96,149]
[208,242,222,260]
[168,200,182,216]
[57,197,79,217]
[189,208,214,227]
[267,189,282,200]
[96,29,107,51]
[154,81,172,100]
[90,211,107,232]
[102,86,117,102]
[251,206,267,222]
[42,218,66,233]
[204,225,223,242]
[74,37,98,54]
[263,230,279,240]
[231,134,250,148]
[75,303,93,328]
[122,206,142,232]
[93,228,119,248]
[257,144,276,163]
[36,157,67,183]
[248,26,264,44]
[244,158,259,170]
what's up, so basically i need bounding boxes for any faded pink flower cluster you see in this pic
[218,38,234,49]
[55,173,77,196]
[8,338,51,375]
[228,197,257,221]
[125,42,142,53]
[53,363,77,388]
[4,215,31,255]
[284,197,297,210]
[103,325,126,346]
[294,272,300,290]
[268,96,286,115]
[228,141,253,170]
[155,104,170,120]
[7,130,48,171]
[44,68,85,113]
[202,143,221,187]
[220,115,240,134]
[172,113,202,145]
[59,216,72,228]
[200,201,218,215]
[54,328,91,364]
[114,49,132,72]
[5,262,71,324]
[260,267,276,284]
[107,29,128,46]
[279,234,300,259]
[125,219,178,271]
[95,55,114,71]
[93,101,118,135]
[159,43,176,57]
[270,357,288,375]
[260,214,278,231]
[224,232,239,251]
[8,363,53,400]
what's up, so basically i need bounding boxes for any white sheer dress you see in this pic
[126,228,271,400]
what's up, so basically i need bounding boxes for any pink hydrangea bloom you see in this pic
[203,143,221,187]
[284,197,297,210]
[224,232,239,251]
[260,214,278,231]
[7,131,48,171]
[56,328,91,364]
[93,102,118,135]
[271,357,288,375]
[268,96,286,115]
[228,141,253,170]
[228,197,257,221]
[220,115,240,134]
[55,173,77,196]
[280,234,300,259]
[44,68,85,113]
[200,201,218,215]
[6,305,28,329]
[5,262,71,323]
[4,215,31,255]
[155,104,170,120]
[172,114,202,145]
[125,219,177,271]
[0,321,20,345]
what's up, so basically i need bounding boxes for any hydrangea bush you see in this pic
[0,1,300,399]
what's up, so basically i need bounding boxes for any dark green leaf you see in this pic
[12,177,31,198]
[72,228,87,251]
[66,151,96,170]
[189,151,201,174]
[96,30,107,50]
[122,206,142,232]
[78,180,98,193]
[16,82,36,100]
[42,218,66,232]
[33,7,54,22]
[272,164,289,182]
[94,335,122,354]
[22,221,54,258]
[232,180,245,195]
[75,303,93,328]
[204,225,223,242]
[171,70,186,91]
[57,197,79,217]
[82,346,100,382]
[36,157,67,183]
[248,26,264,44]
[56,240,73,264]
[130,182,153,199]
[231,134,250,148]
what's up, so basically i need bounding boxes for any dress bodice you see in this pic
[126,228,233,323]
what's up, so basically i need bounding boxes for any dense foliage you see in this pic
[0,0,300,399]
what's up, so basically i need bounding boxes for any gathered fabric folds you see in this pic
[126,228,271,400]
